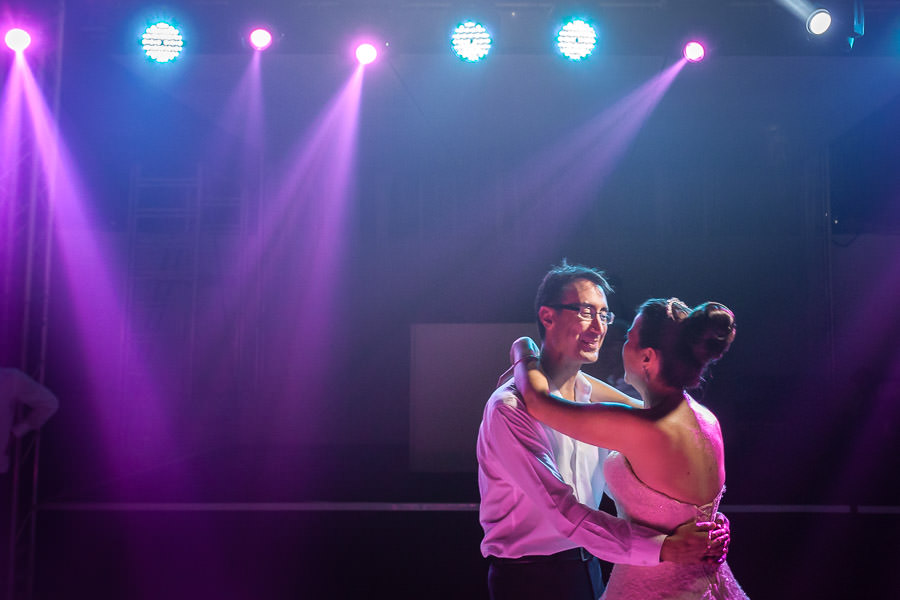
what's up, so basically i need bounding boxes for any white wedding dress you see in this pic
[602,451,749,599]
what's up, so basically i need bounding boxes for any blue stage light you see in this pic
[142,22,183,63]
[557,20,597,61]
[451,21,492,62]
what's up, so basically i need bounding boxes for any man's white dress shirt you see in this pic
[477,372,664,564]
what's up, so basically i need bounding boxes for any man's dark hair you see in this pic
[534,259,613,340]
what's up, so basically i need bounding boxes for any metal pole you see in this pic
[25,1,68,598]
[5,2,66,598]
[6,57,45,600]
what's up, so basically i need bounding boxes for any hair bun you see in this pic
[636,297,736,390]
[685,302,736,365]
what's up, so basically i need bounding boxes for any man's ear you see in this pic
[538,305,555,333]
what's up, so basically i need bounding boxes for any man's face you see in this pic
[541,278,610,366]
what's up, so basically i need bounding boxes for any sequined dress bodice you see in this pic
[602,451,749,599]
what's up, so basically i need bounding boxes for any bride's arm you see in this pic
[509,339,642,408]
[581,373,643,409]
[511,337,661,454]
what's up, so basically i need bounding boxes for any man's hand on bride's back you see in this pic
[659,517,729,564]
[705,511,731,564]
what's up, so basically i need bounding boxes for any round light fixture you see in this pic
[557,20,597,61]
[451,21,492,62]
[356,43,377,65]
[807,9,832,35]
[249,28,273,51]
[683,41,705,62]
[142,22,184,63]
[5,28,31,53]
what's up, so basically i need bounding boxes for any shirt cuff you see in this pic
[629,532,667,566]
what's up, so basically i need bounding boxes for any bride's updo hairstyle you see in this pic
[635,298,736,390]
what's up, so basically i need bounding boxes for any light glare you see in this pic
[807,9,832,35]
[249,28,273,51]
[142,22,184,63]
[356,43,377,65]
[5,28,31,53]
[684,41,705,62]
[557,20,597,61]
[452,21,492,62]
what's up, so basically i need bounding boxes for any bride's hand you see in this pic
[510,337,540,366]
[496,338,541,386]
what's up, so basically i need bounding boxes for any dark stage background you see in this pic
[2,1,900,598]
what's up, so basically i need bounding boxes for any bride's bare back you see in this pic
[623,397,725,506]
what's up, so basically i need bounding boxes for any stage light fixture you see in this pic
[848,0,864,49]
[557,20,597,61]
[806,8,832,35]
[451,21,492,62]
[356,43,377,65]
[142,22,183,63]
[4,28,31,53]
[683,41,705,62]
[249,28,273,51]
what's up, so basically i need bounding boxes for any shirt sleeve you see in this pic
[9,370,59,437]
[487,397,664,566]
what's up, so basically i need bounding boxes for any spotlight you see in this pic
[249,28,273,51]
[806,9,832,35]
[356,43,377,65]
[4,28,31,53]
[557,20,597,61]
[142,22,183,63]
[683,41,705,62]
[451,21,492,62]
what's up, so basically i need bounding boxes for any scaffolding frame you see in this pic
[4,3,65,598]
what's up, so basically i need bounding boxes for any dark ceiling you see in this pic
[12,0,900,57]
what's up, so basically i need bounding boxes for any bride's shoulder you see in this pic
[686,395,716,419]
[682,396,723,438]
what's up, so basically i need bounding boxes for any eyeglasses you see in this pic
[546,303,615,325]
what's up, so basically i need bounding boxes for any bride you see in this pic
[512,298,749,599]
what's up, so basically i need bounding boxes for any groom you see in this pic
[476,261,726,600]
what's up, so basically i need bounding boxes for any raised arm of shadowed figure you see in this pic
[1,368,59,474]
[3,368,58,438]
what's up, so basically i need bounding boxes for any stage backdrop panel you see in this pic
[410,323,538,472]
